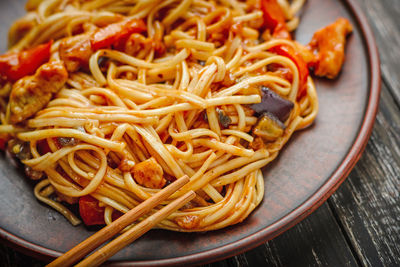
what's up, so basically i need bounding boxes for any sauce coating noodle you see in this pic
[0,0,351,231]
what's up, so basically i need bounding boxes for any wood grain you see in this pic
[2,203,359,267]
[2,0,399,266]
[328,79,400,267]
[205,204,359,267]
[0,0,377,265]
[0,244,43,267]
[325,1,400,266]
[355,0,400,105]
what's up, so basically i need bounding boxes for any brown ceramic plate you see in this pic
[0,0,380,265]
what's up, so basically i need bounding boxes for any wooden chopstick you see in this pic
[48,175,190,267]
[76,190,195,267]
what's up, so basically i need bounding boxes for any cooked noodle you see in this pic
[0,0,323,232]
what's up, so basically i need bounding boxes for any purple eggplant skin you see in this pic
[250,86,294,123]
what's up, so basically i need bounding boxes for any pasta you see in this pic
[0,0,351,232]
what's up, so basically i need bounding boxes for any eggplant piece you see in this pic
[216,108,231,128]
[57,137,78,147]
[9,139,32,160]
[204,108,232,128]
[251,86,294,123]
[253,112,285,141]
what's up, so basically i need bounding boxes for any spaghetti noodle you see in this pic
[0,0,351,231]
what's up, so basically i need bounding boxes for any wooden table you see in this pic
[1,0,399,266]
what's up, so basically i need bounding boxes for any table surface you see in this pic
[1,0,400,266]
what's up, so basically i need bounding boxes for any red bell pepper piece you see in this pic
[0,136,8,151]
[0,40,52,82]
[270,45,309,98]
[79,195,123,226]
[79,195,106,226]
[260,0,291,39]
[91,19,147,51]
[36,139,52,155]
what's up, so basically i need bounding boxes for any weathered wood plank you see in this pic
[0,203,358,267]
[325,0,400,266]
[329,82,400,267]
[2,0,400,266]
[354,0,400,105]
[204,203,359,267]
[0,242,43,267]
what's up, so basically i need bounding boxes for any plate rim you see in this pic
[0,0,381,265]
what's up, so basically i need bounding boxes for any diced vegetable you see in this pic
[60,19,146,72]
[57,137,78,147]
[14,141,31,160]
[253,112,285,141]
[0,139,6,151]
[217,108,232,128]
[79,195,106,226]
[79,195,123,226]
[260,0,290,39]
[91,18,147,51]
[37,139,51,154]
[269,44,309,98]
[0,40,52,82]
[251,86,294,123]
[0,135,9,150]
